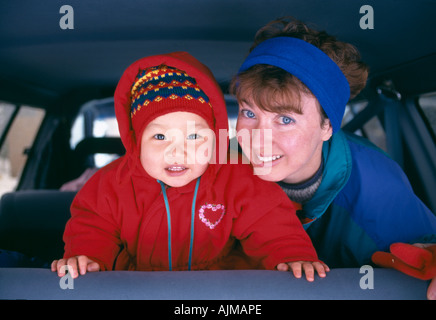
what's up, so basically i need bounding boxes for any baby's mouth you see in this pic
[166,166,187,172]
[165,165,189,176]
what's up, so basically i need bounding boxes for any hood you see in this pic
[113,52,229,182]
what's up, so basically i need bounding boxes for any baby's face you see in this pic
[140,112,214,187]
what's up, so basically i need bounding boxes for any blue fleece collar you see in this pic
[302,131,352,227]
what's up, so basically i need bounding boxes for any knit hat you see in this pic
[130,64,214,144]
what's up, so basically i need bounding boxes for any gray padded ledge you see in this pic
[0,268,430,300]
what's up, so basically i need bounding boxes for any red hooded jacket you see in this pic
[63,52,319,271]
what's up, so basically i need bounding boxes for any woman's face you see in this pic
[236,94,332,184]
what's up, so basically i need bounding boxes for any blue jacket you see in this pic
[302,130,436,268]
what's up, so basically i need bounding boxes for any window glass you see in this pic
[342,100,387,152]
[418,92,436,137]
[70,112,85,150]
[0,105,45,196]
[0,102,16,139]
[362,116,387,152]
[225,95,239,139]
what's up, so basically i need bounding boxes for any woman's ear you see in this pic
[321,119,333,141]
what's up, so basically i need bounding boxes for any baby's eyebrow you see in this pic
[193,123,210,129]
[146,122,166,130]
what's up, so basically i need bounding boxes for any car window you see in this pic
[418,92,436,138]
[0,104,45,196]
[0,102,16,139]
[225,95,239,139]
[342,100,387,152]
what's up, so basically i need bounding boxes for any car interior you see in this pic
[0,1,435,299]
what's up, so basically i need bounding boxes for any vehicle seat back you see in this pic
[0,190,75,262]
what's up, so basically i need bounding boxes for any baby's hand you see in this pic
[277,261,330,281]
[51,255,100,278]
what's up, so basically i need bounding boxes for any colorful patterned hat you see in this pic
[130,64,214,141]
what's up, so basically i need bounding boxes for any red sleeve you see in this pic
[63,169,122,271]
[230,169,319,269]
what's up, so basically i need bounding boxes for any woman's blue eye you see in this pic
[242,110,255,118]
[280,116,294,125]
[154,134,166,140]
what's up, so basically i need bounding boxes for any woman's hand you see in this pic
[277,261,330,281]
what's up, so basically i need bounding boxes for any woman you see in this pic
[231,17,436,299]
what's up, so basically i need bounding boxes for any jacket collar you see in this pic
[302,130,352,225]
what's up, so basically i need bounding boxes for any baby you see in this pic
[51,52,328,281]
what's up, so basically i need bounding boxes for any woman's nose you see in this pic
[251,126,273,154]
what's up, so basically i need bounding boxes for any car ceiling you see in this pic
[1,0,436,109]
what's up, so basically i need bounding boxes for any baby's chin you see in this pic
[162,180,191,188]
[159,171,202,188]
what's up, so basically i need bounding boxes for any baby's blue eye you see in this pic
[154,134,166,140]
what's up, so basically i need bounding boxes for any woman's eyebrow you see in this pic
[239,99,254,108]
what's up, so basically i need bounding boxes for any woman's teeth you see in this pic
[257,155,283,162]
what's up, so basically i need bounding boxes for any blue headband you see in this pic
[238,37,350,133]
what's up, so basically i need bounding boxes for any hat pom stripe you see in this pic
[131,86,211,116]
[129,65,215,142]
[130,65,213,117]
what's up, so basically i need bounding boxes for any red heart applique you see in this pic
[198,203,226,230]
